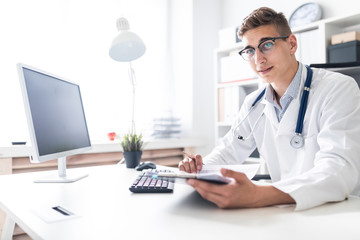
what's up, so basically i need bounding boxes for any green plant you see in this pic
[121,133,144,152]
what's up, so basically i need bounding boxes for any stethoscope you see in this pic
[234,65,313,149]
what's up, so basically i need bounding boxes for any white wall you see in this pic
[192,0,221,155]
[165,0,221,156]
[168,0,193,139]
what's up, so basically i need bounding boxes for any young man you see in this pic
[179,7,360,210]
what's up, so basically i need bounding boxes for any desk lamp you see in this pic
[109,17,146,134]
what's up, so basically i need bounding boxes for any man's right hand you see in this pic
[178,154,203,173]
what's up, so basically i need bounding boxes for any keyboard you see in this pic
[129,169,175,193]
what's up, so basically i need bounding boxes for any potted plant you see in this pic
[121,133,144,168]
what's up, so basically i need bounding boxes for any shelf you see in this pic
[292,21,320,34]
[217,122,232,127]
[323,12,360,28]
[292,13,360,34]
[217,78,259,88]
[214,35,260,142]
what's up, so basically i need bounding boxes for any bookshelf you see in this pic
[293,12,360,65]
[213,43,261,145]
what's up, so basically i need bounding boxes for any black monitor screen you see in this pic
[23,67,91,156]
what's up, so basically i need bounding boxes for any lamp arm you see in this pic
[128,62,136,134]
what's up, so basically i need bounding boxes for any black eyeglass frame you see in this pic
[238,35,289,61]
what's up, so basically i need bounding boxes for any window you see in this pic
[0,0,180,144]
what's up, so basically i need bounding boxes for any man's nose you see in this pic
[254,48,266,65]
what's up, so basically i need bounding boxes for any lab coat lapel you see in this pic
[278,64,307,136]
[277,99,299,135]
[261,99,279,130]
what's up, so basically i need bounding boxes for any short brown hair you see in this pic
[238,7,292,38]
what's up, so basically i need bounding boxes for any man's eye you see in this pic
[244,49,255,55]
[262,41,274,49]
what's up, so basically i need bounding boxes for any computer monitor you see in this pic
[17,63,91,183]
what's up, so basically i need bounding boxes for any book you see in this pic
[157,171,232,184]
[157,164,260,184]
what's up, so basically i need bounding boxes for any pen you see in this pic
[183,151,204,166]
[183,151,195,160]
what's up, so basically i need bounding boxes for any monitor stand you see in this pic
[34,157,89,183]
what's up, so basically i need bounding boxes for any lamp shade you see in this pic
[109,17,146,62]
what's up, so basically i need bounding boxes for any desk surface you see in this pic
[0,164,359,240]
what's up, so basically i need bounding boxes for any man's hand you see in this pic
[178,154,203,173]
[187,168,295,208]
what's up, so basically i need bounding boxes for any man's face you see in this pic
[241,25,297,84]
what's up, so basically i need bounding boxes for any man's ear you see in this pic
[289,34,297,55]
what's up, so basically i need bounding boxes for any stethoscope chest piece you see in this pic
[290,134,304,149]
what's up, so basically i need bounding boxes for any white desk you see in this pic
[0,164,359,240]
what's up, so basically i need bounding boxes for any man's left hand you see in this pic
[186,168,259,208]
[187,168,295,208]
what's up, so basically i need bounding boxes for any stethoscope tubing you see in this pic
[233,89,265,140]
[295,65,313,134]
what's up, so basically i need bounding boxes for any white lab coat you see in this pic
[204,64,360,210]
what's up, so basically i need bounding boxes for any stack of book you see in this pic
[151,117,181,138]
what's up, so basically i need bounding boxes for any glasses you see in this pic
[238,36,289,61]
